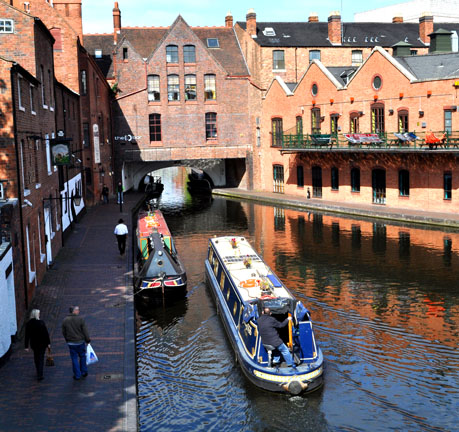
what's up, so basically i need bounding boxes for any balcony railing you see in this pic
[279,131,459,152]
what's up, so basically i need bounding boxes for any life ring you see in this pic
[240,279,260,288]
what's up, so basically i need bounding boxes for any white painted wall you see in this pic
[0,246,16,357]
[61,173,85,231]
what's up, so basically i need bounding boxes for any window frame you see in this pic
[272,50,285,70]
[271,117,283,147]
[29,84,36,115]
[207,38,219,48]
[312,166,322,198]
[166,45,179,63]
[185,74,197,101]
[204,74,216,101]
[81,70,87,96]
[351,167,360,192]
[183,45,196,63]
[147,74,160,102]
[444,172,452,200]
[309,50,321,61]
[297,165,304,187]
[399,169,410,197]
[17,74,24,111]
[351,49,363,65]
[94,49,102,59]
[149,113,162,142]
[331,167,339,191]
[444,110,453,133]
[311,108,321,134]
[398,110,408,133]
[205,112,217,140]
[0,19,14,33]
[371,103,385,134]
[167,74,180,101]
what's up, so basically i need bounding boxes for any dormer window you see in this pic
[263,27,276,36]
[94,49,102,59]
[206,38,219,48]
[0,19,13,33]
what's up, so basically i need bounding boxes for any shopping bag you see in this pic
[86,343,99,365]
[46,347,55,366]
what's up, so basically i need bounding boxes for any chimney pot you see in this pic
[309,13,319,23]
[328,11,341,45]
[246,9,257,37]
[225,11,233,28]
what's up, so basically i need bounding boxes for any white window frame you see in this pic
[45,134,52,175]
[351,50,363,66]
[18,74,25,111]
[94,49,102,59]
[147,75,160,101]
[41,65,48,109]
[26,225,36,284]
[37,214,45,263]
[29,84,36,115]
[0,19,14,33]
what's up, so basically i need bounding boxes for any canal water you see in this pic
[135,167,459,432]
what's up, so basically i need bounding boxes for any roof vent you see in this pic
[263,27,276,36]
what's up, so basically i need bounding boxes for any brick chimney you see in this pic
[225,11,233,28]
[309,13,319,23]
[392,15,403,23]
[328,11,341,45]
[113,1,121,42]
[419,12,434,44]
[52,0,83,41]
[246,8,257,37]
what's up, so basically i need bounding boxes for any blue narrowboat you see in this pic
[205,236,324,395]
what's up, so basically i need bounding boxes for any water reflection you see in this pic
[136,167,459,432]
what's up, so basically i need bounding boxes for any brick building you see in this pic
[10,0,114,205]
[234,9,459,91]
[0,1,85,361]
[84,7,253,191]
[258,43,459,213]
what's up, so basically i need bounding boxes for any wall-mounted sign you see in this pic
[51,140,70,165]
[93,124,100,164]
[114,134,141,141]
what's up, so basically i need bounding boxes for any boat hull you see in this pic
[205,259,323,395]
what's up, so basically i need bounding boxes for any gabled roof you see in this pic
[236,21,459,48]
[83,23,249,78]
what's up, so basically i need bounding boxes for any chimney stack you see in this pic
[392,15,403,23]
[309,13,319,23]
[328,11,341,45]
[225,11,233,28]
[113,1,121,42]
[246,8,257,37]
[419,12,433,44]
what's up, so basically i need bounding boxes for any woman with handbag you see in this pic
[25,309,51,381]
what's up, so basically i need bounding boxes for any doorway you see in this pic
[372,169,386,204]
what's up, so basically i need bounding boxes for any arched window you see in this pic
[183,45,196,63]
[147,75,160,101]
[167,75,179,101]
[371,103,385,134]
[350,112,360,133]
[185,74,196,100]
[166,45,178,63]
[271,118,283,147]
[398,110,408,133]
[204,74,216,100]
[311,108,321,134]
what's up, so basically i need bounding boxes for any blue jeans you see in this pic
[276,343,294,367]
[68,343,88,379]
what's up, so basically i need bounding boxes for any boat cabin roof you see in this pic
[138,210,171,238]
[211,236,293,303]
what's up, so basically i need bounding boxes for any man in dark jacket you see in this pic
[257,307,295,368]
[25,309,51,381]
[62,306,91,380]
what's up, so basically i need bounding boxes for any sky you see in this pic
[81,0,407,34]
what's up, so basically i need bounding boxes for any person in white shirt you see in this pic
[114,218,128,255]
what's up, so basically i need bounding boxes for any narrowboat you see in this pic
[135,207,186,298]
[205,236,324,395]
[145,175,164,199]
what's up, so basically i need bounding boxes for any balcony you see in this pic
[278,131,459,154]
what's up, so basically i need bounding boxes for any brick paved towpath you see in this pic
[0,194,138,432]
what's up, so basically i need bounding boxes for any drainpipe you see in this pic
[11,64,29,310]
[295,47,298,83]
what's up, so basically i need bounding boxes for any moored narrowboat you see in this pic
[205,236,324,395]
[135,207,186,298]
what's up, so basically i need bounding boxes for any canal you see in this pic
[135,167,459,432]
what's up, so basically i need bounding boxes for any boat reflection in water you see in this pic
[205,235,324,395]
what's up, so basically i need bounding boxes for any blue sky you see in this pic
[82,0,406,34]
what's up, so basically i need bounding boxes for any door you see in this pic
[312,166,322,198]
[44,207,53,265]
[273,165,284,193]
[372,169,386,204]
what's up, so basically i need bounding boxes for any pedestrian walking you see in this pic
[62,306,91,380]
[114,218,128,255]
[117,181,124,204]
[24,309,51,381]
[102,184,109,204]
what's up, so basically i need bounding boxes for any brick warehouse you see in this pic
[84,6,255,191]
[258,44,459,213]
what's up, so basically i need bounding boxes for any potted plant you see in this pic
[243,256,252,268]
[230,237,237,248]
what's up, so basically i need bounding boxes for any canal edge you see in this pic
[212,188,459,230]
